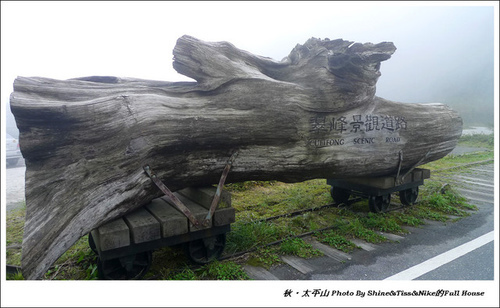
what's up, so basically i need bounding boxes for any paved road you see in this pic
[244,162,495,281]
[5,160,26,212]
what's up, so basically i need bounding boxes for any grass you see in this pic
[6,202,100,280]
[6,203,25,268]
[196,261,249,280]
[420,132,493,171]
[458,133,494,149]
[278,237,323,258]
[225,221,284,254]
[401,181,477,222]
[161,259,249,280]
[166,268,197,280]
[6,271,24,280]
[226,179,332,221]
[246,247,282,269]
[337,218,388,243]
[420,150,493,171]
[6,135,490,280]
[315,231,357,252]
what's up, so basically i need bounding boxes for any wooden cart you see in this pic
[327,168,430,213]
[88,187,235,279]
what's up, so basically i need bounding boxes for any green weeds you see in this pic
[228,179,332,221]
[6,271,24,280]
[166,268,197,280]
[197,261,249,280]
[246,247,282,269]
[458,133,494,149]
[337,219,388,243]
[360,213,406,234]
[315,231,357,252]
[421,184,476,215]
[225,221,284,254]
[6,205,26,267]
[421,151,493,171]
[164,261,249,280]
[278,237,323,258]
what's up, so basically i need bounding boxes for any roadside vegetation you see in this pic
[458,132,494,149]
[6,133,492,280]
[421,133,493,172]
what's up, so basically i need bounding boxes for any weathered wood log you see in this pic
[10,35,462,279]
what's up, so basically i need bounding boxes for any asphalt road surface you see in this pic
[5,158,26,212]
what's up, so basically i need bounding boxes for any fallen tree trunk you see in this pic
[10,35,462,279]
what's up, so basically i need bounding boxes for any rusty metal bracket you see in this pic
[203,150,239,226]
[143,165,200,227]
[395,150,403,186]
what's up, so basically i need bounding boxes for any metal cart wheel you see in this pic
[369,194,391,213]
[400,187,419,206]
[184,233,226,264]
[330,187,351,205]
[88,233,98,255]
[97,251,152,280]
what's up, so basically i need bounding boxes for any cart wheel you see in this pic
[369,194,391,213]
[330,187,351,205]
[185,233,226,264]
[400,187,419,206]
[97,251,152,280]
[88,233,98,254]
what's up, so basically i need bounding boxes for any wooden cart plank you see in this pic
[416,168,431,180]
[177,187,235,226]
[94,188,235,251]
[92,218,130,251]
[123,208,161,244]
[341,176,396,189]
[210,207,235,226]
[173,193,211,232]
[146,198,189,238]
[412,169,423,181]
[177,187,232,208]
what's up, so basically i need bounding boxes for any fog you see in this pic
[374,6,495,127]
[2,3,497,138]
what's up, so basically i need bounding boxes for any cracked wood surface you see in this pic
[10,35,462,279]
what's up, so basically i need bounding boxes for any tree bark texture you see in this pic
[10,35,462,279]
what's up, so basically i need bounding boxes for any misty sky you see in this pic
[2,2,497,132]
